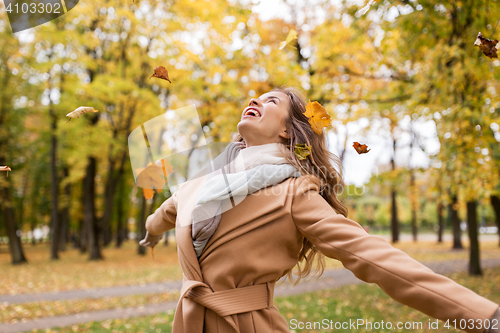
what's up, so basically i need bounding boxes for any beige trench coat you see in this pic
[145,174,499,333]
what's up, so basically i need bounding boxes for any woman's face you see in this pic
[237,91,291,148]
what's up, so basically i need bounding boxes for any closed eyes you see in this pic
[269,99,278,104]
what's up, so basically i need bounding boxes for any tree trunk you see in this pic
[115,174,126,248]
[491,195,500,247]
[164,231,170,246]
[84,156,103,260]
[390,135,399,243]
[59,167,71,252]
[137,193,147,256]
[49,73,61,260]
[0,184,28,264]
[410,171,417,242]
[449,194,463,249]
[437,201,444,243]
[466,200,482,276]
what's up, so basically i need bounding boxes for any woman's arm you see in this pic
[145,190,178,236]
[291,177,499,333]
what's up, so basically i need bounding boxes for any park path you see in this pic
[1,257,500,333]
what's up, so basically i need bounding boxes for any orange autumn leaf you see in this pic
[65,106,98,123]
[142,188,156,200]
[353,142,371,154]
[474,32,499,59]
[303,100,331,135]
[0,166,11,177]
[150,66,171,83]
[135,160,173,192]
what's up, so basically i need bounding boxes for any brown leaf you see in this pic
[0,166,11,177]
[65,107,98,123]
[474,32,499,59]
[303,100,331,135]
[150,66,171,83]
[353,142,371,154]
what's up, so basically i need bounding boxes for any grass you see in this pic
[1,236,499,329]
[28,265,500,333]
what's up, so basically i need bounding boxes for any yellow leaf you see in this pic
[303,100,331,135]
[279,29,297,50]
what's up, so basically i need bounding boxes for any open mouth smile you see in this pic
[243,107,261,118]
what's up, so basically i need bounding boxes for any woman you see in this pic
[140,86,500,333]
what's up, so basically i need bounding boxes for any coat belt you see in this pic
[173,279,275,333]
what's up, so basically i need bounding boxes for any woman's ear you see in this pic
[279,128,290,140]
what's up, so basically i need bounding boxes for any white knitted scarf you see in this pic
[191,142,302,258]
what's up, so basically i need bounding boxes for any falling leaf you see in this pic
[279,29,298,50]
[474,32,499,59]
[353,142,371,154]
[294,143,312,160]
[142,188,156,200]
[149,66,171,83]
[303,100,331,135]
[65,107,98,123]
[0,166,11,177]
[135,160,173,192]
[357,0,379,16]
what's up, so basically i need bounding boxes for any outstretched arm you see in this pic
[145,190,178,236]
[291,177,499,333]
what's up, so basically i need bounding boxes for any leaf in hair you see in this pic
[303,100,331,135]
[353,142,371,154]
[294,143,312,160]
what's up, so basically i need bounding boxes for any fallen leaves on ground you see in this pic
[0,241,182,295]
[353,142,371,154]
[150,66,171,83]
[303,100,331,135]
[0,292,179,324]
[65,107,98,123]
[474,32,499,59]
[279,29,298,50]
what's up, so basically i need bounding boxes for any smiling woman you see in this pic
[141,86,500,333]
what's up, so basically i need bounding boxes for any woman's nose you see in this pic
[248,98,260,107]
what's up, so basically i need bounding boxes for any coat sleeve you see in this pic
[145,190,178,236]
[291,177,499,333]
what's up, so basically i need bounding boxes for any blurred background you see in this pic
[1,0,500,332]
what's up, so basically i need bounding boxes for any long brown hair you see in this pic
[232,86,349,285]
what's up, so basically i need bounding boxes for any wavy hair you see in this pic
[232,86,349,285]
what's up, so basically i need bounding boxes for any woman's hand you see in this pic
[139,231,163,248]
